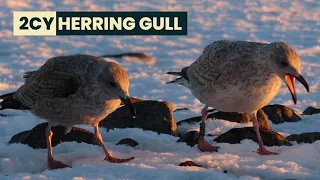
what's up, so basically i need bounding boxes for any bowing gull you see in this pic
[0,54,136,169]
[167,40,309,155]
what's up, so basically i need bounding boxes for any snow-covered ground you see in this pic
[1,0,320,179]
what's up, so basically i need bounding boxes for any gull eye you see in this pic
[281,62,288,67]
[109,82,117,87]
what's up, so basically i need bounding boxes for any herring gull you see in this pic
[167,40,309,155]
[0,54,136,169]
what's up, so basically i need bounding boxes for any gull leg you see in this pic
[93,124,134,163]
[251,111,279,155]
[198,105,220,152]
[46,124,70,169]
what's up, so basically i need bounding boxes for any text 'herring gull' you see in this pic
[0,54,136,169]
[167,40,309,155]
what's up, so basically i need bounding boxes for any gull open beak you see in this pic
[120,96,136,118]
[284,73,309,104]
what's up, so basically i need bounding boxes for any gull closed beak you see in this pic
[120,96,136,118]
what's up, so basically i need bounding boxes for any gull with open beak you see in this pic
[284,73,309,104]
[167,40,309,155]
[0,54,136,169]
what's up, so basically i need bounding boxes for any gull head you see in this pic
[99,61,136,117]
[266,42,309,104]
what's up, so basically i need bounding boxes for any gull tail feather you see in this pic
[0,92,29,110]
[166,71,182,84]
[166,67,189,80]
[0,92,15,100]
[166,67,190,88]
[166,71,184,76]
[166,77,182,84]
[166,77,190,88]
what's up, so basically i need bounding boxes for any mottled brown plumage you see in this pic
[1,54,136,169]
[167,40,309,155]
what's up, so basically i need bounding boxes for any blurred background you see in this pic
[0,1,320,178]
[0,0,319,116]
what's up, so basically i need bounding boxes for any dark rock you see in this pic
[286,132,320,144]
[116,138,139,147]
[120,97,143,105]
[179,161,201,167]
[8,122,99,149]
[177,130,199,147]
[176,112,251,126]
[209,111,251,123]
[177,104,301,126]
[0,113,7,117]
[207,108,217,113]
[173,108,190,112]
[210,109,270,130]
[176,116,201,126]
[302,106,320,116]
[100,100,178,136]
[99,52,155,65]
[177,109,270,130]
[9,130,31,144]
[262,104,301,124]
[214,127,292,146]
[99,52,151,60]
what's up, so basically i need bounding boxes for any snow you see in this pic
[0,0,320,179]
